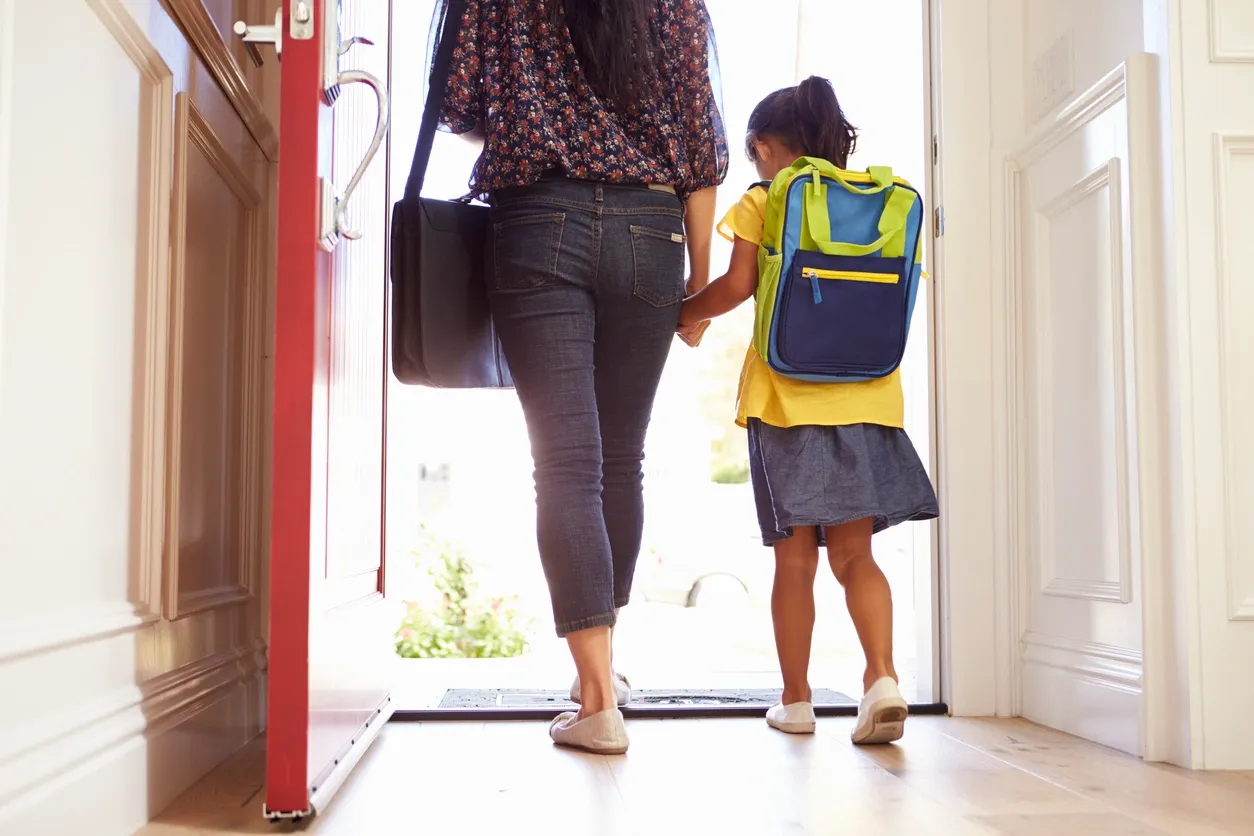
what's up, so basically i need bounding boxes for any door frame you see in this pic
[381,0,948,718]
[928,0,1006,721]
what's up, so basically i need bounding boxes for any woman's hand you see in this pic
[677,295,710,347]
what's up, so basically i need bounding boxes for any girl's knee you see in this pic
[773,531,820,574]
[823,519,876,585]
[827,546,871,585]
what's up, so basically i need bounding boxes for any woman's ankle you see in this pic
[575,680,617,717]
[566,625,615,715]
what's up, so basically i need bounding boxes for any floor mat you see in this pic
[437,688,857,709]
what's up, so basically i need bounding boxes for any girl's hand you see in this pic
[677,297,710,347]
[678,321,709,347]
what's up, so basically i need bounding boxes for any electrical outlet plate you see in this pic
[1029,30,1075,122]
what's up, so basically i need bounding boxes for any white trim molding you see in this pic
[1211,132,1254,621]
[1207,0,1254,64]
[1031,157,1136,608]
[0,640,267,831]
[86,0,178,622]
[932,0,1004,718]
[1020,631,1143,693]
[0,0,14,393]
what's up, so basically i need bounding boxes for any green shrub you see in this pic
[395,532,531,659]
[711,461,750,484]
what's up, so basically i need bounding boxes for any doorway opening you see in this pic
[382,0,940,716]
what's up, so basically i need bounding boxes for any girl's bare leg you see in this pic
[823,518,897,692]
[770,526,821,705]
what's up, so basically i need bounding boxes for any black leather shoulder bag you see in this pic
[389,0,513,388]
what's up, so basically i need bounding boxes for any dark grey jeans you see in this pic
[487,177,685,636]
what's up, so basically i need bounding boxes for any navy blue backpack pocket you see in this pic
[775,251,909,377]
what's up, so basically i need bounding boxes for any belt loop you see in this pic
[595,184,603,204]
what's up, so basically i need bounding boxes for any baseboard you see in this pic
[0,647,266,836]
[1020,632,1142,755]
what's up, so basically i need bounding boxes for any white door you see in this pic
[1167,0,1254,768]
[0,0,274,831]
[1006,57,1163,755]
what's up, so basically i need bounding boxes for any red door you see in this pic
[263,0,393,820]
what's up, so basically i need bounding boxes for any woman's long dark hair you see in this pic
[549,0,659,113]
[746,76,858,168]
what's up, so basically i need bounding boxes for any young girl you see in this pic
[679,76,939,745]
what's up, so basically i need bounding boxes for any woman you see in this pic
[431,0,727,753]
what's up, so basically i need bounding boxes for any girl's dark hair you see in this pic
[746,76,858,168]
[549,0,659,113]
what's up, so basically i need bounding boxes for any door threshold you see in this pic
[391,702,948,722]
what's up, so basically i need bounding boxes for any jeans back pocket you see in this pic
[629,224,686,307]
[492,212,566,290]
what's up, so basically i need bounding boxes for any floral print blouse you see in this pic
[430,0,729,199]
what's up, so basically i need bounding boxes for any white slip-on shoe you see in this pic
[851,677,908,745]
[549,708,630,755]
[766,701,817,734]
[569,672,631,706]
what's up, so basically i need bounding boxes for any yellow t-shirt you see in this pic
[718,188,905,430]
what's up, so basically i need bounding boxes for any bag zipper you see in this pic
[801,267,899,304]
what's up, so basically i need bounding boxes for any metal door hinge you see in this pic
[932,135,939,166]
[232,3,313,66]
[934,206,945,238]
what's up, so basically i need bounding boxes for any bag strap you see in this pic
[403,0,471,204]
[789,156,895,195]
[803,171,917,258]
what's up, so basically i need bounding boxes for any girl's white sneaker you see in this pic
[766,701,817,734]
[852,677,908,745]
[569,671,631,706]
[549,708,629,755]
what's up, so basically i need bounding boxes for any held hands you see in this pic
[678,275,709,347]
[677,319,708,347]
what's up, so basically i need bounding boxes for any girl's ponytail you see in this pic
[747,75,858,168]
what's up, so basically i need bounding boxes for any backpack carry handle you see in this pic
[790,157,895,194]
[804,175,918,258]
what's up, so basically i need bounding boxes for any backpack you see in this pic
[751,156,926,383]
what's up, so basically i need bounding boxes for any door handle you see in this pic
[318,68,390,250]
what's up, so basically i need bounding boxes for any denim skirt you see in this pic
[747,419,939,546]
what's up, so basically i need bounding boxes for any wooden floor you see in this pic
[138,717,1254,835]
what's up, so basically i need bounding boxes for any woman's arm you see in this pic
[679,236,759,326]
[431,0,483,134]
[673,0,728,292]
[683,186,718,292]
